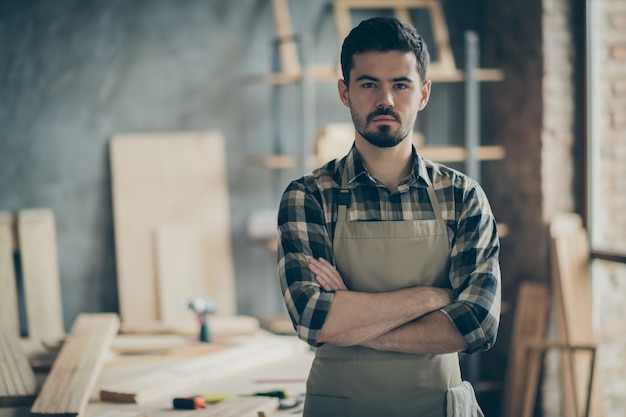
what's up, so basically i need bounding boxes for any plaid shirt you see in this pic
[277,145,501,354]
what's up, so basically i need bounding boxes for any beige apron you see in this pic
[303,166,462,417]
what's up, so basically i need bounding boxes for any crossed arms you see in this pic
[309,257,468,354]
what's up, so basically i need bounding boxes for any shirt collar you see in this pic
[343,143,432,188]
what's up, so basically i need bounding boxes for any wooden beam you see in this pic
[307,63,504,83]
[0,331,37,406]
[271,0,301,76]
[30,313,119,417]
[18,209,65,344]
[0,212,19,335]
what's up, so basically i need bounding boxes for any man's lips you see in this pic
[371,116,397,123]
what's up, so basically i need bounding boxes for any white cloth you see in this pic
[446,381,485,417]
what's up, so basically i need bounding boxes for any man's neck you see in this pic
[355,137,413,191]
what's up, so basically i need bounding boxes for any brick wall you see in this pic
[540,1,578,416]
[481,1,547,411]
[589,1,626,416]
[483,0,626,415]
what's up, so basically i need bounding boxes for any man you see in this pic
[277,17,500,416]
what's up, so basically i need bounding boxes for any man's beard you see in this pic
[350,106,412,148]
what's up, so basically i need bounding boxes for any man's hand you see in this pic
[309,257,347,291]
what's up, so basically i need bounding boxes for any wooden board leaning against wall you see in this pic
[109,132,237,327]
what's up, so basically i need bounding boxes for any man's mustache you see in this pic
[366,108,401,124]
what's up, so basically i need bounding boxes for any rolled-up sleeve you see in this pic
[440,183,501,354]
[277,179,335,347]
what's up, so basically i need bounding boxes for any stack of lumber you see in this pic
[501,213,605,417]
[500,281,550,417]
[0,209,65,344]
[30,314,119,417]
[550,213,604,417]
[0,331,37,406]
[98,333,301,404]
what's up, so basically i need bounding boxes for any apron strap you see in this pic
[426,184,443,221]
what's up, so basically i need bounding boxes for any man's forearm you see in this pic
[362,310,468,354]
[316,286,452,346]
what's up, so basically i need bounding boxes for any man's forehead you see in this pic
[350,50,420,79]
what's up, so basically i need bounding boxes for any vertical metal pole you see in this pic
[300,32,316,174]
[465,31,480,182]
[463,31,481,386]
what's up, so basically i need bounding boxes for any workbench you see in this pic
[1,334,313,417]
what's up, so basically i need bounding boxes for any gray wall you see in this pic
[0,0,484,329]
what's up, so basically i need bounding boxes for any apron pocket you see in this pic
[304,394,350,417]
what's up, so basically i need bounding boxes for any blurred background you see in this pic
[1,0,625,416]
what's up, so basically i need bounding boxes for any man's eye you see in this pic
[361,82,376,88]
[395,83,408,89]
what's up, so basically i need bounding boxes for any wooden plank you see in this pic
[118,315,260,338]
[154,226,236,327]
[0,331,37,406]
[271,0,301,76]
[17,209,65,344]
[30,314,119,417]
[500,281,549,417]
[0,212,20,335]
[99,336,299,404]
[550,213,604,417]
[110,131,234,324]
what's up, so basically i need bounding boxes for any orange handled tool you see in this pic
[172,396,207,409]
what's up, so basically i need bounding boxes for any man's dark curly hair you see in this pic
[340,17,430,86]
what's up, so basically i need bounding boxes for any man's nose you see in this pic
[376,87,394,108]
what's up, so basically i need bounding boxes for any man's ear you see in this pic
[418,80,432,111]
[338,79,350,108]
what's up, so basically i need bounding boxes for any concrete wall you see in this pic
[0,0,485,326]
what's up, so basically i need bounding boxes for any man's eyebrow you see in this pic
[391,76,414,83]
[355,74,379,82]
[354,74,415,83]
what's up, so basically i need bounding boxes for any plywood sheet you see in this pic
[17,209,64,343]
[0,213,19,335]
[110,132,235,324]
[155,226,236,326]
[31,313,119,417]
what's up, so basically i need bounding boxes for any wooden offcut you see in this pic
[30,314,119,417]
[0,331,37,406]
[110,132,235,324]
[500,281,549,417]
[550,213,604,417]
[0,212,19,335]
[17,209,65,344]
